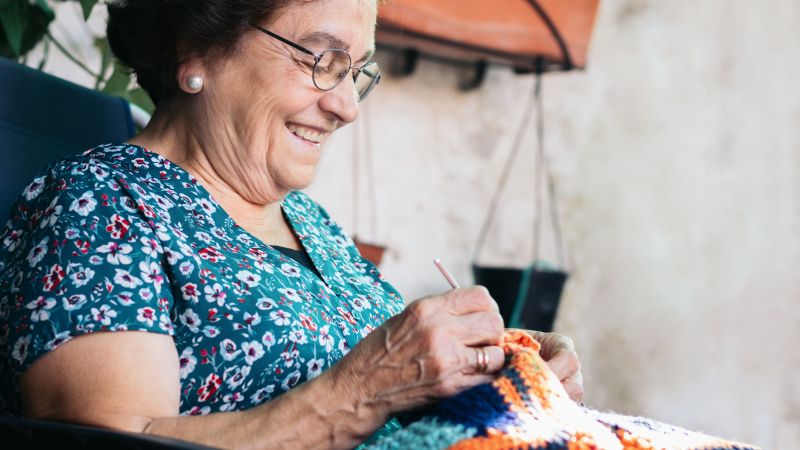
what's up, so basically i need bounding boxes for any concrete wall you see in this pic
[28,0,800,448]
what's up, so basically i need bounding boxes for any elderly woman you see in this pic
[0,0,582,448]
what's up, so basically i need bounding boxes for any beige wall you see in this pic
[32,0,799,448]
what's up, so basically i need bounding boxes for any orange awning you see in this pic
[376,0,600,72]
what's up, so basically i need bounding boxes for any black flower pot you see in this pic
[472,263,568,332]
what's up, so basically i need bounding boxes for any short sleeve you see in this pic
[0,157,176,377]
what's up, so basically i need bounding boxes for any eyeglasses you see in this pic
[253,25,381,102]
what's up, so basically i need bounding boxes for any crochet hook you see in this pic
[433,258,460,289]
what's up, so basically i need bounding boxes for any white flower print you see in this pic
[243,312,261,327]
[2,229,24,252]
[256,297,277,311]
[179,308,201,333]
[96,241,133,265]
[62,294,87,311]
[137,307,157,326]
[12,335,32,363]
[287,328,308,345]
[194,231,212,244]
[351,295,371,312]
[88,255,103,265]
[113,269,142,288]
[139,261,165,292]
[164,248,183,265]
[182,406,211,416]
[45,331,72,351]
[235,270,261,288]
[319,325,334,353]
[307,358,325,379]
[69,190,97,216]
[26,296,56,322]
[116,292,134,306]
[179,261,194,276]
[261,331,276,350]
[91,305,117,326]
[220,338,241,361]
[159,315,174,333]
[224,365,251,390]
[181,283,199,303]
[69,266,95,288]
[281,370,302,391]
[197,198,216,215]
[250,385,275,405]
[339,339,351,356]
[279,263,302,278]
[23,176,46,201]
[139,287,153,302]
[278,287,302,303]
[241,341,264,365]
[39,196,63,228]
[26,236,48,267]
[204,283,226,306]
[140,237,162,257]
[179,347,197,379]
[203,326,220,338]
[269,310,291,326]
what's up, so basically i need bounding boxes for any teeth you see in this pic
[287,124,323,144]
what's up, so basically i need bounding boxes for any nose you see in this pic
[318,74,359,124]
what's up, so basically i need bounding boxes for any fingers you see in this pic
[545,349,581,381]
[462,345,505,375]
[562,371,584,401]
[441,286,500,315]
[457,311,505,346]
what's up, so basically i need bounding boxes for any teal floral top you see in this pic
[0,144,405,443]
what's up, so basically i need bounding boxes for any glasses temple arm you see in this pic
[253,25,318,58]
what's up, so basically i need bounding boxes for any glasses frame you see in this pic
[252,25,381,101]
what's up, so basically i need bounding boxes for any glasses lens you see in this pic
[313,50,352,90]
[355,61,381,101]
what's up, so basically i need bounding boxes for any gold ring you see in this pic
[475,347,489,373]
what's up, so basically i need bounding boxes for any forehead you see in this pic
[272,0,377,50]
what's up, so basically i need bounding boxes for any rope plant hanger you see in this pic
[471,72,570,332]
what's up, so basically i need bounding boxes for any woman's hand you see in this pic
[510,329,583,402]
[329,286,506,418]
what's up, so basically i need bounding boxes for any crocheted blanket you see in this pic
[366,331,757,450]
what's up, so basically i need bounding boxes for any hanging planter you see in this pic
[472,74,570,332]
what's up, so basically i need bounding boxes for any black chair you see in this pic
[0,58,214,450]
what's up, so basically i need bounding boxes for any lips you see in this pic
[286,123,328,144]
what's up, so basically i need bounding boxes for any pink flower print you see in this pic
[288,328,308,345]
[139,261,165,292]
[137,307,157,326]
[279,263,301,278]
[299,313,317,332]
[91,305,117,326]
[23,176,45,200]
[241,341,264,365]
[105,214,130,239]
[62,294,87,311]
[116,292,134,306]
[69,191,97,216]
[196,373,222,402]
[26,296,56,322]
[159,315,174,333]
[198,247,224,263]
[281,370,302,391]
[243,312,261,327]
[249,385,275,405]
[69,266,95,288]
[319,325,334,353]
[278,287,302,303]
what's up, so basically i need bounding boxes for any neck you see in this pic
[128,103,292,245]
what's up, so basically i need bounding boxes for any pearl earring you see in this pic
[186,75,204,92]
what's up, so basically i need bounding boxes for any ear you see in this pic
[176,57,207,94]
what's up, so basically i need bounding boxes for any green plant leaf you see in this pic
[102,61,131,97]
[79,0,97,20]
[128,87,155,115]
[0,0,25,56]
[93,36,113,88]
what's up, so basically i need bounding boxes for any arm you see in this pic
[20,287,507,450]
[20,331,386,450]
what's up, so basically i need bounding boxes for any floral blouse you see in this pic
[0,144,405,434]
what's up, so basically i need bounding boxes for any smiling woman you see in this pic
[0,1,584,449]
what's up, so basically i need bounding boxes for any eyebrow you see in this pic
[298,31,375,63]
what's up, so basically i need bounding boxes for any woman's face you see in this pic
[197,0,376,201]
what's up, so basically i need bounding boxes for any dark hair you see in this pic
[106,0,300,105]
